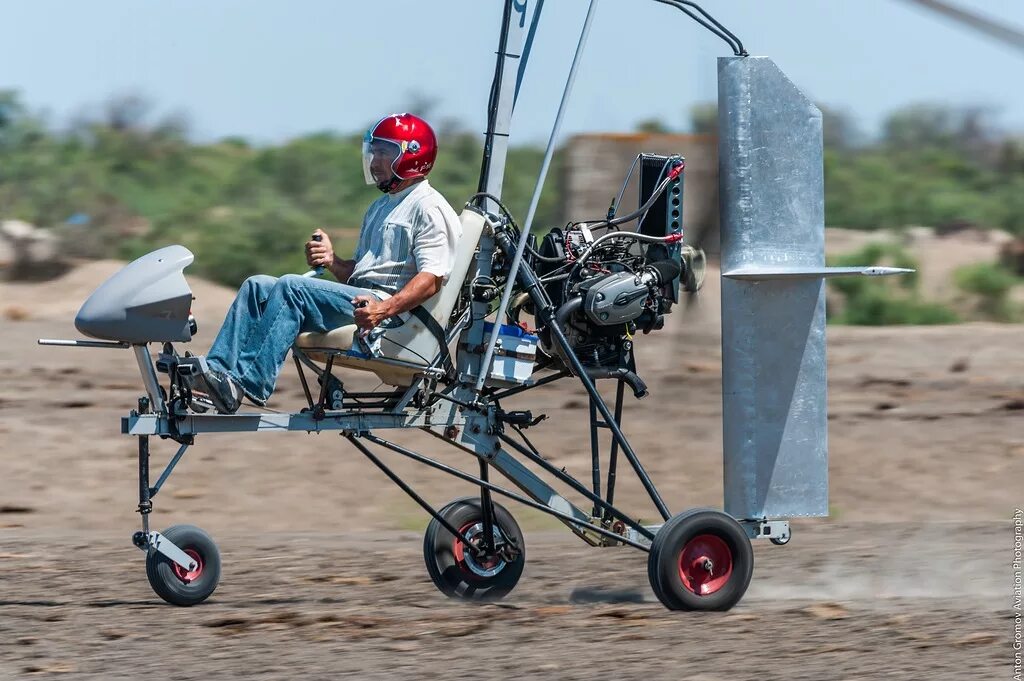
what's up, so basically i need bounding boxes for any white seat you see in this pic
[295,209,485,386]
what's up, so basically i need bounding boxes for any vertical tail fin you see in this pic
[718,57,910,520]
[719,56,828,519]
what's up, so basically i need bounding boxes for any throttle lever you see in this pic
[303,232,325,278]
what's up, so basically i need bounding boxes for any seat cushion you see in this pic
[295,323,423,387]
[296,324,358,351]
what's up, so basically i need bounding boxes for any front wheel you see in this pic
[647,509,753,611]
[145,524,221,606]
[423,497,525,601]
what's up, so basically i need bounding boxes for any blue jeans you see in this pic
[207,274,378,402]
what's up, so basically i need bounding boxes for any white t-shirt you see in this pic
[349,179,462,293]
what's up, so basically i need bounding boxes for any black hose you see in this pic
[651,0,746,56]
[467,191,563,262]
[578,162,679,232]
[551,297,648,398]
[676,1,746,56]
[554,297,583,336]
[584,367,649,399]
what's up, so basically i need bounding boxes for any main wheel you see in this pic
[145,524,221,606]
[647,508,753,611]
[423,497,525,601]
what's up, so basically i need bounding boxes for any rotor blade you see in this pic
[897,0,1024,53]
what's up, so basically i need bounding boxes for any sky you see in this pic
[1,0,1022,146]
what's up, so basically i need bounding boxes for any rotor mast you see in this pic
[477,0,542,211]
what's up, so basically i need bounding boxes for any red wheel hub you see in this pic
[171,548,204,584]
[452,522,503,577]
[678,534,733,596]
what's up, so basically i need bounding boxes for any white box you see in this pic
[459,322,539,387]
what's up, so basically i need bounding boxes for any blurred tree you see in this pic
[0,90,26,137]
[3,90,1023,291]
[883,103,958,149]
[827,243,959,325]
[635,118,672,134]
[955,261,1020,320]
[689,102,717,135]
[403,92,440,122]
[996,137,1024,175]
[817,103,862,151]
[882,103,1000,164]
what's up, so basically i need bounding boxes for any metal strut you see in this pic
[496,432,655,541]
[588,397,602,518]
[488,368,570,400]
[586,381,626,518]
[344,434,481,554]
[359,432,651,551]
[604,379,626,514]
[136,397,152,535]
[475,0,599,393]
[477,0,531,208]
[150,442,190,498]
[293,353,315,409]
[478,459,496,554]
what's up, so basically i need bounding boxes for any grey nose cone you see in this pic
[75,245,195,343]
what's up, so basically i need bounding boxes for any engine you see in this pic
[517,226,681,381]
[490,153,702,395]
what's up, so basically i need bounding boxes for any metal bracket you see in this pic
[740,519,791,542]
[624,524,663,548]
[133,531,198,572]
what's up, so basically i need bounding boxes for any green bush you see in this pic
[955,261,1016,297]
[827,243,958,325]
[837,289,959,325]
[954,262,1019,321]
[4,89,1024,291]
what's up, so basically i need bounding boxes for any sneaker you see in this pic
[242,390,266,408]
[195,369,243,415]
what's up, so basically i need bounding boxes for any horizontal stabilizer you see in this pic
[722,266,915,280]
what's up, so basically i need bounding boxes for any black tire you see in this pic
[423,496,525,601]
[647,508,753,611]
[145,524,221,606]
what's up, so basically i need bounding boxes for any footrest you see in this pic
[175,356,209,377]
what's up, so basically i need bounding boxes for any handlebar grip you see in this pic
[304,232,325,277]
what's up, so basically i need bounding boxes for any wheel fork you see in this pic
[132,402,195,574]
[133,530,198,573]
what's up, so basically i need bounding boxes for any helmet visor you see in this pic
[362,134,403,186]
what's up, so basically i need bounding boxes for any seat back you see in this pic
[377,208,485,366]
[295,208,486,386]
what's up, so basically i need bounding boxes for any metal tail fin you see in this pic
[717,57,910,519]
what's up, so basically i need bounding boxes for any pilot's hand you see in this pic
[353,295,391,335]
[305,229,335,268]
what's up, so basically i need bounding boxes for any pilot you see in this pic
[191,113,461,413]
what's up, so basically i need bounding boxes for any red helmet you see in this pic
[362,113,438,192]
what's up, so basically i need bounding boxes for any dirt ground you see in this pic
[1,264,1021,679]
